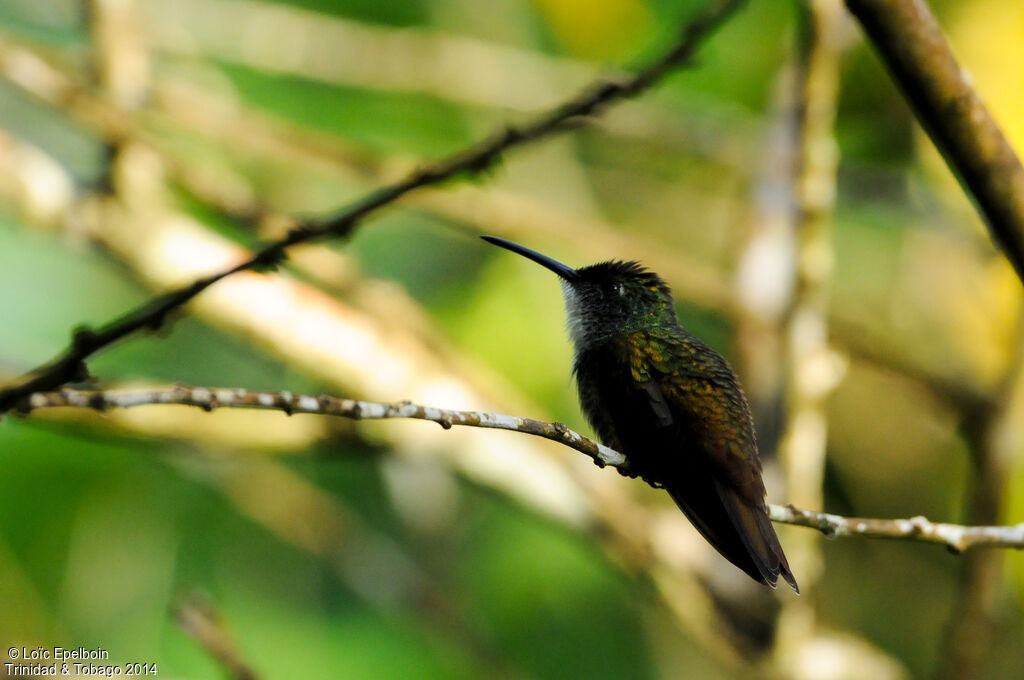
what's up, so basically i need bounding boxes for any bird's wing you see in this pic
[620,334,798,591]
[629,332,765,503]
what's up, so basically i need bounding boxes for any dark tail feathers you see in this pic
[667,480,799,593]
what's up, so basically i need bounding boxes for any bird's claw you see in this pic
[615,462,640,479]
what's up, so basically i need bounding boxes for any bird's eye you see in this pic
[614,283,625,297]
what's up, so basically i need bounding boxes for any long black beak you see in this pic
[481,236,581,282]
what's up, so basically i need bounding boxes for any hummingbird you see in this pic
[482,235,798,592]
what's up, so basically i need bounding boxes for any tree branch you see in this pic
[844,0,1024,284]
[17,385,625,468]
[767,504,1023,553]
[17,385,1024,552]
[0,0,746,415]
[172,592,261,680]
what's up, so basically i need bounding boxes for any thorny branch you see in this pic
[19,385,1024,553]
[0,0,747,414]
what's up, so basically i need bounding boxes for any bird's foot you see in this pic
[615,461,640,479]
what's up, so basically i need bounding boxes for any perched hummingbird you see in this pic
[482,235,798,592]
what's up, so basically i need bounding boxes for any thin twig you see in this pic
[768,505,1024,553]
[172,592,261,680]
[17,385,625,468]
[0,0,747,414]
[845,0,1024,284]
[18,385,1024,552]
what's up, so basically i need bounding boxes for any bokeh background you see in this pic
[1,0,1023,678]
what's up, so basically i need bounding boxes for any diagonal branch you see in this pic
[844,0,1024,284]
[0,0,747,415]
[172,592,261,680]
[18,385,1024,552]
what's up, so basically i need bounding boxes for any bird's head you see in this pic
[482,235,678,350]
